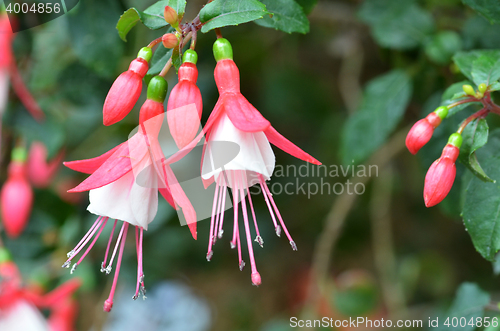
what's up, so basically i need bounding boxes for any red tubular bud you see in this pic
[27,142,64,188]
[406,113,442,155]
[214,59,240,94]
[162,33,179,48]
[423,144,459,207]
[167,62,203,149]
[103,58,149,126]
[0,15,14,68]
[1,161,33,238]
[139,99,164,125]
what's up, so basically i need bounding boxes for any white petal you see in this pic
[0,301,50,331]
[202,114,275,187]
[87,170,158,230]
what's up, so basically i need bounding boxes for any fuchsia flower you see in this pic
[64,76,197,311]
[406,106,448,155]
[1,148,33,238]
[191,39,321,285]
[27,141,65,188]
[167,49,203,149]
[424,133,462,207]
[103,48,153,126]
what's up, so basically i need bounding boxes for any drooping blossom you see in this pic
[424,133,462,207]
[167,49,203,149]
[1,147,33,238]
[103,47,152,126]
[406,106,448,154]
[178,38,321,285]
[64,76,197,311]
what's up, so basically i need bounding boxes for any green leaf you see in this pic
[294,0,318,15]
[459,119,494,182]
[340,70,412,164]
[471,54,500,86]
[490,81,500,91]
[453,50,500,82]
[462,0,500,24]
[434,283,489,331]
[200,0,270,33]
[116,8,141,42]
[440,81,481,117]
[172,45,182,72]
[424,31,462,65]
[462,129,500,261]
[255,0,309,34]
[147,45,173,76]
[358,0,434,50]
[147,0,186,19]
[68,0,124,78]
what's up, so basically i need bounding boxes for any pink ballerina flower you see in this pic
[179,38,321,285]
[63,77,197,311]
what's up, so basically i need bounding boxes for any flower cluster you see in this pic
[63,6,320,311]
[406,83,491,207]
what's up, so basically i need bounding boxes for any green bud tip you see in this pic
[478,83,488,93]
[147,76,168,103]
[183,49,198,64]
[0,248,11,264]
[11,147,27,162]
[137,47,153,63]
[448,133,463,149]
[213,38,233,62]
[434,106,448,120]
[462,84,475,96]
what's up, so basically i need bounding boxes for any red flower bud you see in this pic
[27,142,64,188]
[163,6,178,26]
[162,33,179,48]
[1,161,33,238]
[103,58,149,126]
[139,99,164,125]
[167,61,203,149]
[0,15,14,68]
[423,141,460,207]
[406,112,442,155]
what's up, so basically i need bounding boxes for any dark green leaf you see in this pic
[358,0,434,50]
[68,0,124,78]
[453,50,500,82]
[463,129,500,261]
[294,0,318,15]
[459,119,494,182]
[200,0,270,33]
[340,70,412,164]
[462,0,500,24]
[147,45,173,76]
[440,81,481,116]
[116,8,141,42]
[255,0,309,34]
[172,45,182,72]
[434,283,489,331]
[146,0,186,19]
[471,54,500,86]
[424,31,462,65]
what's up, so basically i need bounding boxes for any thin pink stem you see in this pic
[62,217,102,268]
[134,226,145,300]
[259,178,280,236]
[207,182,220,261]
[213,183,224,244]
[218,185,227,238]
[75,217,108,268]
[104,223,129,312]
[108,222,126,270]
[247,188,263,247]
[101,219,118,273]
[68,217,101,258]
[260,174,297,251]
[239,184,259,278]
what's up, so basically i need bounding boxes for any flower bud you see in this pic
[167,52,203,149]
[27,142,64,188]
[213,38,233,62]
[163,6,178,26]
[103,48,152,126]
[162,33,179,48]
[478,83,487,93]
[423,133,462,207]
[462,84,475,96]
[139,76,168,125]
[406,106,448,154]
[1,148,33,238]
[0,14,14,68]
